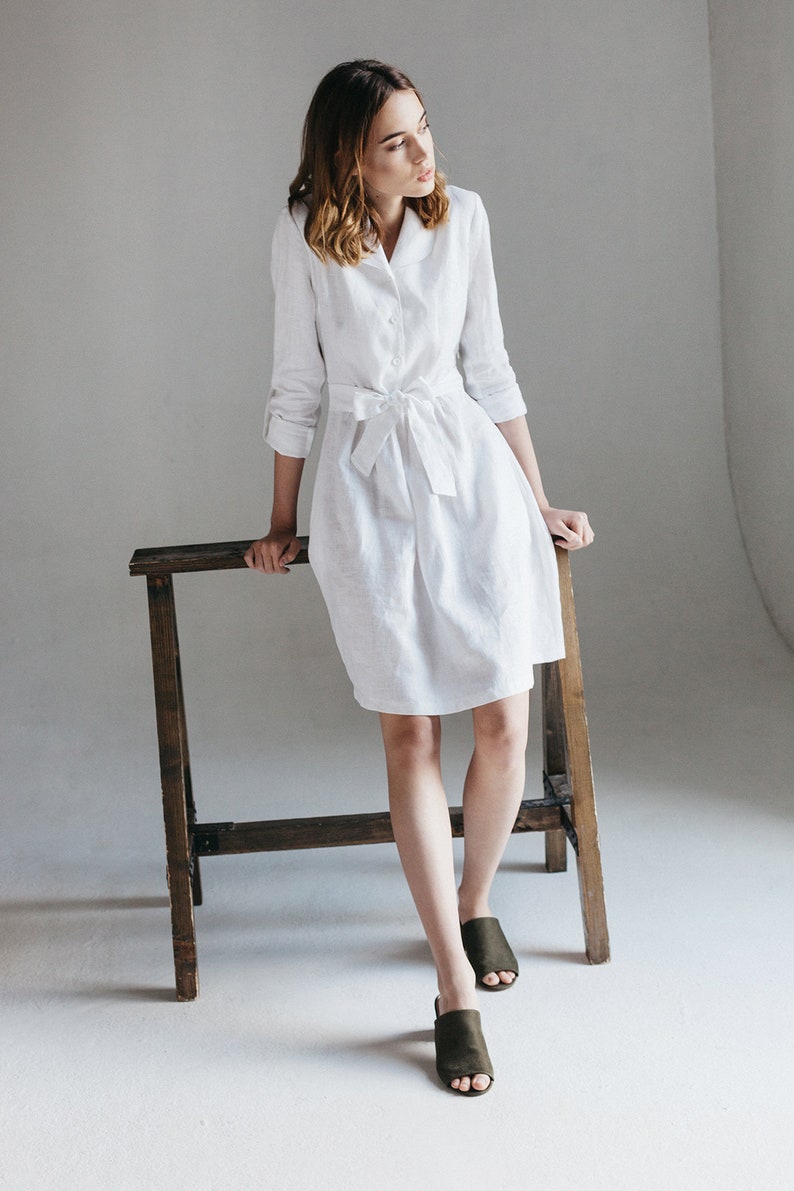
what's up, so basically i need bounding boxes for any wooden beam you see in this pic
[192,795,571,857]
[129,537,310,577]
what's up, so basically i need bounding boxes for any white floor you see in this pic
[3,625,793,1191]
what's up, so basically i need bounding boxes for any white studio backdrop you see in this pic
[709,0,794,647]
[1,0,789,826]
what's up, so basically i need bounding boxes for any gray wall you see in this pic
[709,1,794,647]
[1,1,773,812]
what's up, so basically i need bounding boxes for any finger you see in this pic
[574,519,594,547]
[248,547,268,573]
[566,512,590,534]
[276,541,297,570]
[553,524,582,547]
[256,546,274,574]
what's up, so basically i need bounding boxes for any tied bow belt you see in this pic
[327,373,464,497]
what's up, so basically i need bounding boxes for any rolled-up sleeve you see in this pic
[263,207,326,457]
[458,194,527,424]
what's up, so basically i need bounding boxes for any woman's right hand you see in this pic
[243,529,302,574]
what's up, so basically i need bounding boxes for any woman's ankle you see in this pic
[436,966,479,1014]
[457,887,493,925]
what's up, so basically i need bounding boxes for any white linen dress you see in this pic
[264,185,564,715]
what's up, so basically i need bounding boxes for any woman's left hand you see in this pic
[541,507,595,550]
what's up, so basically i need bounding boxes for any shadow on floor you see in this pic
[346,1026,438,1089]
[0,896,170,914]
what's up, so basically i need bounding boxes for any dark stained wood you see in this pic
[132,535,609,998]
[129,537,310,577]
[145,576,198,1000]
[172,601,202,908]
[191,797,570,857]
[542,659,569,873]
[554,547,610,964]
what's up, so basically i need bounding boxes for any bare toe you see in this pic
[472,1074,491,1092]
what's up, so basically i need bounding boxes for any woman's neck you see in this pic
[370,194,406,259]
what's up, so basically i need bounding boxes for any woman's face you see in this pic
[361,89,435,203]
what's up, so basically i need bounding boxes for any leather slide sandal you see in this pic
[460,917,519,990]
[433,996,494,1096]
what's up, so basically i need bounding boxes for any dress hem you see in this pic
[352,657,565,716]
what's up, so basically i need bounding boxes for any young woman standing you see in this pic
[245,60,594,1095]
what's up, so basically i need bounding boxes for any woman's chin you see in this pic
[410,177,437,199]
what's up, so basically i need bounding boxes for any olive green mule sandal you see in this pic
[460,917,519,991]
[433,997,494,1096]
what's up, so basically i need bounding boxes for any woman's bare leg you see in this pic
[457,691,530,986]
[379,711,490,1093]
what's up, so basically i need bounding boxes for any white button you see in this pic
[392,356,401,366]
[389,314,399,324]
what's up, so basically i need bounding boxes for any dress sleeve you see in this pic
[263,206,326,457]
[458,194,527,423]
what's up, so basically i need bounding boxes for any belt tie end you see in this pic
[349,382,457,498]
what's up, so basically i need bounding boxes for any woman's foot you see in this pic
[481,968,516,988]
[434,990,493,1094]
[458,898,518,988]
[435,987,491,1093]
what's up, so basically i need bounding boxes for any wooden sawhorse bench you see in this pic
[129,538,609,1000]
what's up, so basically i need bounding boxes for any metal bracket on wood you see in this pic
[542,771,578,853]
[558,807,579,855]
[543,770,570,801]
[192,822,234,855]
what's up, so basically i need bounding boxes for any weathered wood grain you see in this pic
[145,576,198,1000]
[191,796,571,857]
[554,547,610,964]
[542,658,569,873]
[130,537,310,577]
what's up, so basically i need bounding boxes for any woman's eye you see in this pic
[387,125,429,151]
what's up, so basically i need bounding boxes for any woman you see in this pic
[245,59,593,1096]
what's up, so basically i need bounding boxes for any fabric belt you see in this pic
[327,374,463,497]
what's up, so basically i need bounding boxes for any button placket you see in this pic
[386,278,405,382]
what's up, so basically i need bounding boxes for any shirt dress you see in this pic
[264,184,565,716]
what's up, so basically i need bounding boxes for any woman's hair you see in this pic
[289,59,449,266]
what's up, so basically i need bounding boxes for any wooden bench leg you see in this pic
[542,659,568,873]
[174,629,202,908]
[146,576,199,1000]
[555,549,610,964]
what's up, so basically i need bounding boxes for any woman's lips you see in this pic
[417,167,435,182]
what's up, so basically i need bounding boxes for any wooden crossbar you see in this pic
[191,794,574,857]
[130,537,310,577]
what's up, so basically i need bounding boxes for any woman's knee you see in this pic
[472,697,529,766]
[380,713,440,770]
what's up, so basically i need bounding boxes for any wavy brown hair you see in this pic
[289,59,449,266]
